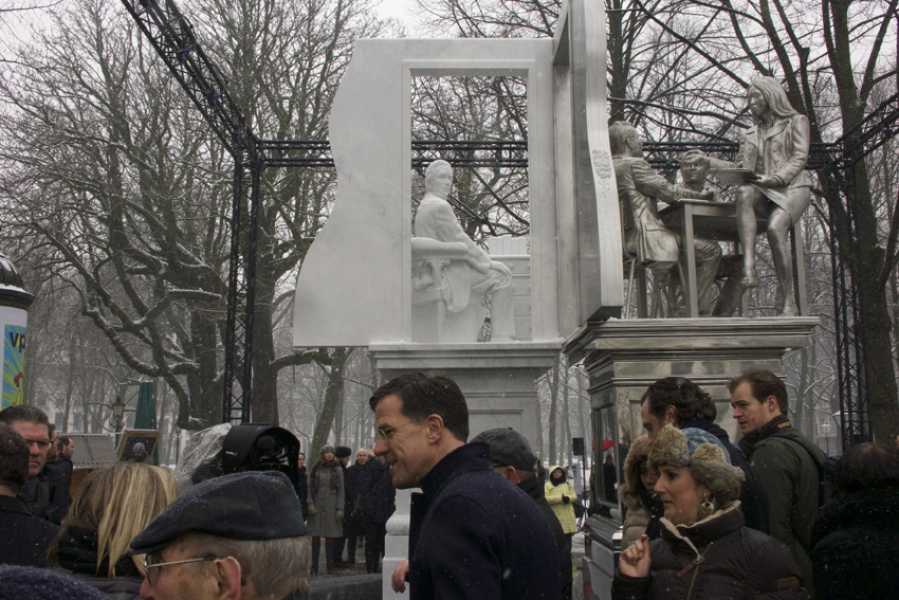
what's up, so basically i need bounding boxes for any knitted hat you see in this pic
[320,445,336,456]
[648,425,744,506]
[0,565,106,600]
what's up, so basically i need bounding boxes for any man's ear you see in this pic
[213,556,243,600]
[766,395,782,415]
[424,414,445,443]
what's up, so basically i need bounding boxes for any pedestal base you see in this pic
[565,317,819,443]
[369,341,559,599]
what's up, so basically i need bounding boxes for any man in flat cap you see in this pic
[472,427,571,600]
[131,471,310,600]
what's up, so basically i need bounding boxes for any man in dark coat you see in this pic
[0,405,54,522]
[41,434,74,524]
[0,424,58,566]
[472,427,571,600]
[731,370,825,593]
[343,448,371,563]
[294,452,308,520]
[370,373,560,600]
[356,455,395,573]
[640,376,768,532]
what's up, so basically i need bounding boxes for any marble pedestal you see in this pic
[369,341,559,599]
[564,317,819,445]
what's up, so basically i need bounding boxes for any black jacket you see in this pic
[680,418,768,533]
[740,416,824,591]
[294,466,308,516]
[811,487,899,600]
[19,476,52,522]
[519,472,570,600]
[613,505,807,600]
[357,460,395,526]
[54,526,142,599]
[41,458,73,524]
[0,495,58,566]
[408,443,561,600]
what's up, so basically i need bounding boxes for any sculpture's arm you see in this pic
[772,114,811,187]
[411,237,468,258]
[631,158,681,203]
[707,156,738,170]
[428,203,492,274]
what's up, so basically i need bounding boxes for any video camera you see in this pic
[190,424,300,486]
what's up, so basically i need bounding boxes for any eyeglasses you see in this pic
[144,553,218,585]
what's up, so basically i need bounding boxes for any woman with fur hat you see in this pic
[613,425,808,600]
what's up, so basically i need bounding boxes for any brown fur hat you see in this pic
[648,425,744,506]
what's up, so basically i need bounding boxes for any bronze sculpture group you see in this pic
[611,75,811,318]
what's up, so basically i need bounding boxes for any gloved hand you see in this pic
[337,510,344,522]
[562,495,570,504]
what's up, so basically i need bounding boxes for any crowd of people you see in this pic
[0,368,897,600]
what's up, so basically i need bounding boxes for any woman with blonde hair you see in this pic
[50,462,176,599]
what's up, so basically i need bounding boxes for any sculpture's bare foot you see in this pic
[780,302,799,317]
[740,272,758,288]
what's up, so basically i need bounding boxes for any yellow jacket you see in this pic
[544,465,578,534]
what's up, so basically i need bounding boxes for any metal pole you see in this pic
[222,146,245,423]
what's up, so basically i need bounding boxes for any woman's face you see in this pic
[653,465,707,525]
[748,87,769,119]
[550,468,564,483]
[639,460,659,492]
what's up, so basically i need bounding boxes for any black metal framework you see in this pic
[120,0,896,441]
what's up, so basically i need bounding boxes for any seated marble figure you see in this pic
[411,160,514,342]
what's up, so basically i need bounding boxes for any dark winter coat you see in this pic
[519,472,570,600]
[19,476,52,522]
[358,460,395,526]
[680,418,768,533]
[345,461,370,532]
[294,466,308,518]
[811,487,899,600]
[41,458,73,524]
[0,495,58,566]
[740,416,824,591]
[54,526,142,600]
[612,504,808,600]
[408,443,561,600]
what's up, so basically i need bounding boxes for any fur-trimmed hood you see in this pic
[621,436,653,509]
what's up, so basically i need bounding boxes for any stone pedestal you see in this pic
[369,341,559,599]
[564,317,819,446]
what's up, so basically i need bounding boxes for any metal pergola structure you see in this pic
[120,0,896,447]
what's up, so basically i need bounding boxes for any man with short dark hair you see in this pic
[641,376,767,530]
[371,372,560,600]
[0,406,53,521]
[130,470,310,600]
[730,369,825,592]
[472,427,570,600]
[0,423,58,566]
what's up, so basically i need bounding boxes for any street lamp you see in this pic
[111,396,127,434]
